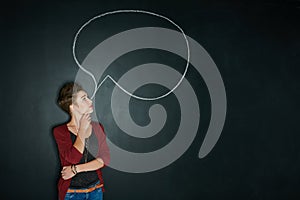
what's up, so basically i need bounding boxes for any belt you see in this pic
[67,183,103,193]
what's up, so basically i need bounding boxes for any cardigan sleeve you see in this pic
[53,125,83,165]
[93,122,110,166]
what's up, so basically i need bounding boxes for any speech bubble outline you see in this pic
[72,9,190,100]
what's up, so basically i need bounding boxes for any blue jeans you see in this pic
[65,182,103,200]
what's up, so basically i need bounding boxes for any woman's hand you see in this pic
[79,113,91,131]
[61,165,76,180]
[78,113,92,139]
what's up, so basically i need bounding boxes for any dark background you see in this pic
[1,0,299,199]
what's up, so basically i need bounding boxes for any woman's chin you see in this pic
[87,108,94,114]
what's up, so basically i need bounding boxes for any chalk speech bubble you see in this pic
[73,10,190,100]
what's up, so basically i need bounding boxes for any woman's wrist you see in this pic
[75,164,84,173]
[77,128,86,141]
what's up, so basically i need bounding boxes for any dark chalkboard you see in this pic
[1,0,299,199]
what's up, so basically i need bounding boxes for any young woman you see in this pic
[53,82,110,200]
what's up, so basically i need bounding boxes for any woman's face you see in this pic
[72,90,93,115]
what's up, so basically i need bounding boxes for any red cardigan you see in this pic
[53,121,110,200]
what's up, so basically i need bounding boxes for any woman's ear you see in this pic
[69,104,74,114]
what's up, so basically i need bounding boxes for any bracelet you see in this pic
[71,165,75,174]
[74,165,78,174]
[71,164,77,175]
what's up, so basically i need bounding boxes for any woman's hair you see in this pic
[57,82,84,114]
